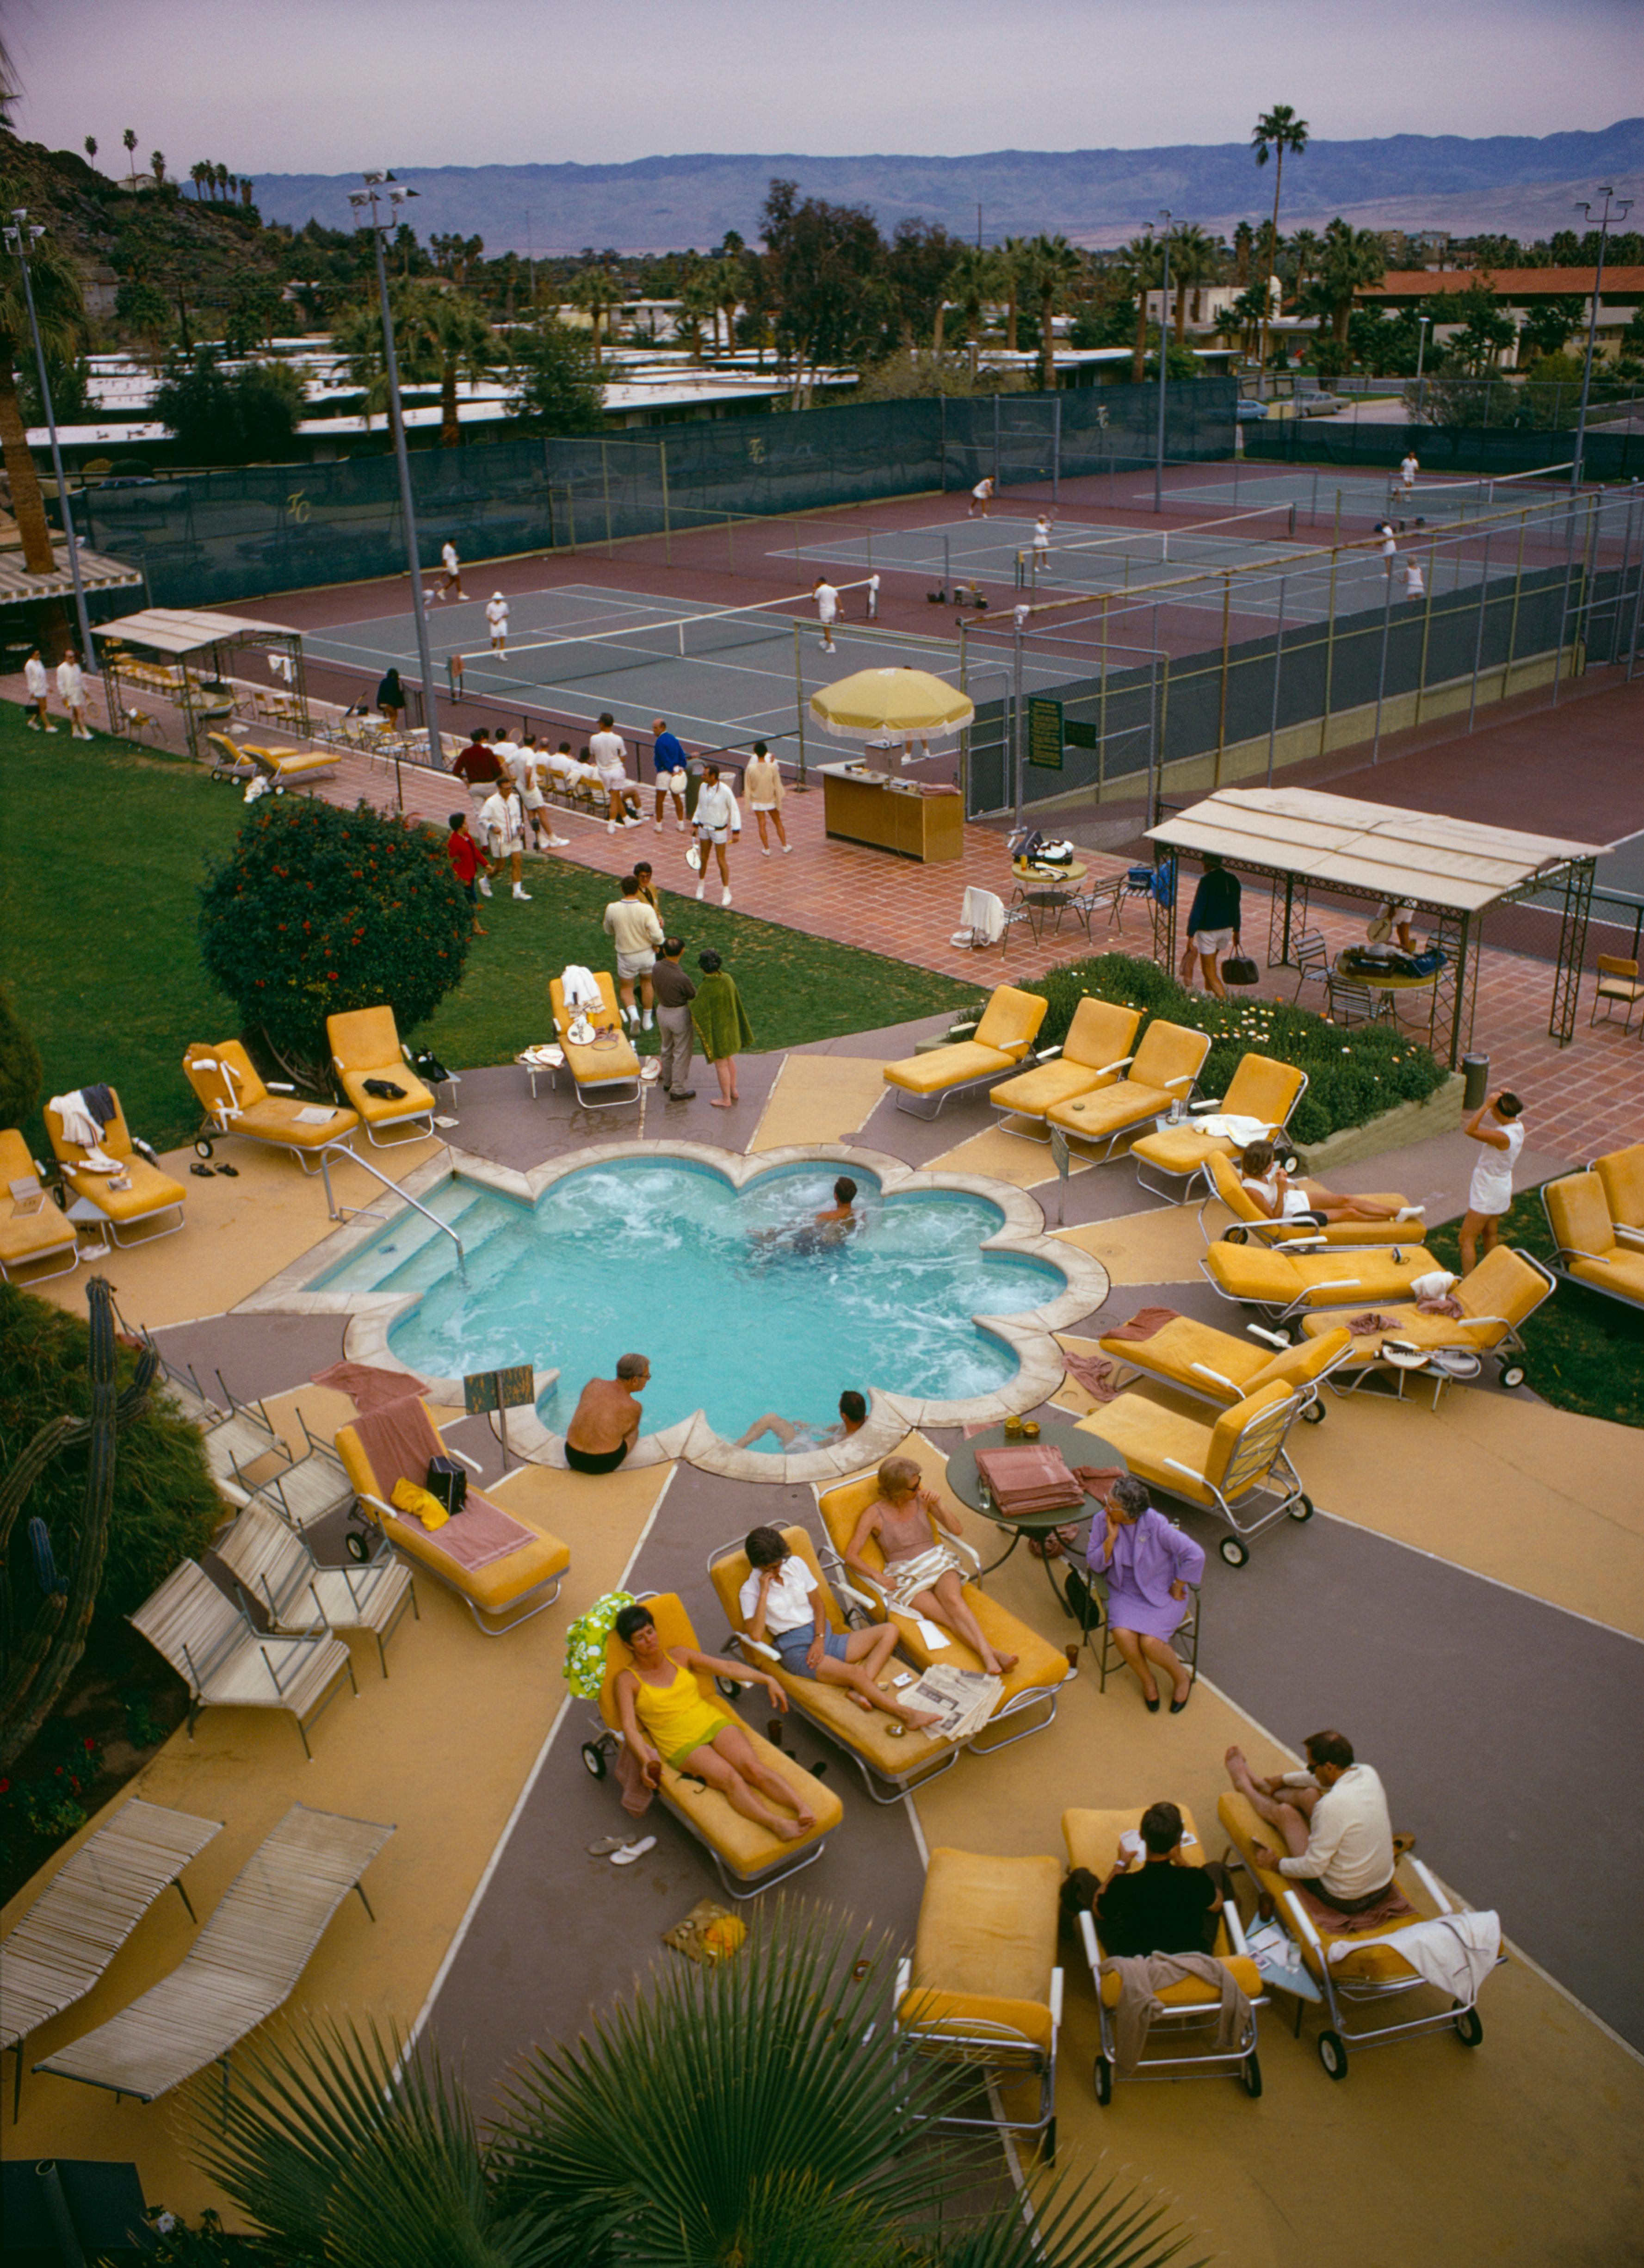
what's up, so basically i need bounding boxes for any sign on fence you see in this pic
[1027,696,1065,769]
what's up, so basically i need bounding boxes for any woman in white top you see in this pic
[738,1525,936,1728]
[1238,1142,1417,1229]
[692,763,741,905]
[23,647,52,731]
[1460,1090,1525,1272]
[743,739,789,855]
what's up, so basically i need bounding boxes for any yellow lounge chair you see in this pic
[814,1471,1072,1748]
[0,1128,80,1283]
[1541,1170,1644,1311]
[583,1590,843,1899]
[1201,1150,1416,1250]
[45,1090,187,1248]
[1043,1020,1213,1161]
[1130,1051,1307,1199]
[1077,1379,1313,1567]
[550,971,642,1110]
[882,985,1049,1119]
[1299,1244,1552,1400]
[1200,1237,1441,1329]
[326,1007,436,1146]
[1097,1314,1353,1423]
[1593,1143,1644,1252]
[706,1526,964,1804]
[1064,1805,1265,2102]
[183,1041,360,1172]
[334,1398,569,1635]
[895,1847,1063,2155]
[1218,1790,1497,2079]
[237,737,340,787]
[988,996,1142,1126]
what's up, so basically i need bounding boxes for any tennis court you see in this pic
[301,579,1077,763]
[781,508,1522,627]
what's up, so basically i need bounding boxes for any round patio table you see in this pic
[1333,955,1441,1026]
[945,1419,1125,1609]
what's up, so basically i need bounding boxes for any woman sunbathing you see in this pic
[1239,1141,1423,1229]
[843,1457,1016,1677]
[612,1603,816,1842]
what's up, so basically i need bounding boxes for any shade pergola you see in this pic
[1148,786,1601,1066]
[91,607,308,761]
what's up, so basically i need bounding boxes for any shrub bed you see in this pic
[957,952,1448,1146]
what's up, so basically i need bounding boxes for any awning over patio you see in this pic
[0,543,143,604]
[91,606,296,657]
[1147,786,1602,1063]
[1149,787,1601,915]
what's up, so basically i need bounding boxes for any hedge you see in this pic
[958,952,1449,1147]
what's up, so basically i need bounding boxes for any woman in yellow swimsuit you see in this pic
[612,1603,818,1841]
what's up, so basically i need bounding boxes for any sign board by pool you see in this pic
[1027,696,1064,770]
[464,1365,535,1415]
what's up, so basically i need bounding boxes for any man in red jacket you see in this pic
[446,810,492,933]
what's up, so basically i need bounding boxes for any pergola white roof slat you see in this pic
[92,607,297,657]
[1149,787,1599,915]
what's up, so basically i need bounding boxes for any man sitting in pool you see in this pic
[740,1524,939,1730]
[612,1600,817,1841]
[564,1352,649,1474]
[751,1176,865,1258]
[735,1389,869,1452]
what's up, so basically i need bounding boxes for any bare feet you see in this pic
[848,1690,875,1713]
[986,1651,1018,1676]
[902,1706,942,1730]
[711,1098,734,1108]
[792,1804,817,1831]
[772,1818,803,1842]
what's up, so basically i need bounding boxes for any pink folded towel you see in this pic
[310,1359,432,1413]
[415,1494,537,1572]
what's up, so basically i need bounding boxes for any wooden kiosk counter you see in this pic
[818,762,964,863]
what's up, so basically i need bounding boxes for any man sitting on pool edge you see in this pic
[564,1352,650,1473]
[735,1389,869,1452]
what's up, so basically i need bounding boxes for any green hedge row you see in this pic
[959,952,1449,1147]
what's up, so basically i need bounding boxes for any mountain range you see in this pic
[253,120,1644,255]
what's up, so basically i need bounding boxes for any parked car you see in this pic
[1235,398,1270,423]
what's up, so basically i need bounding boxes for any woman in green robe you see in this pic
[690,949,754,1110]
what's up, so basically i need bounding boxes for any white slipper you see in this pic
[609,1835,657,1866]
[587,1834,630,1856]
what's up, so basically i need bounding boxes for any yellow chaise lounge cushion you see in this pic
[901,1846,1061,2049]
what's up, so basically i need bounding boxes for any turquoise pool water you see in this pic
[315,1160,1064,1446]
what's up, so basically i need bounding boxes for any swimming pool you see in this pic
[314,1156,1070,1448]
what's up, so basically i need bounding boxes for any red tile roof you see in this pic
[1364,268,1644,299]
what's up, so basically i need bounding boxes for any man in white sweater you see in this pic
[692,762,741,906]
[1226,1728,1396,1916]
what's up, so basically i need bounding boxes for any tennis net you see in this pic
[452,581,874,692]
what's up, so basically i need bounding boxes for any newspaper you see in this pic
[900,1663,1003,1743]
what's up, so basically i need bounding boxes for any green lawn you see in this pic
[1426,1188,1644,1431]
[1,705,971,1156]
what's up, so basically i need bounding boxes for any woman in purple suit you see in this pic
[1088,1475,1204,1715]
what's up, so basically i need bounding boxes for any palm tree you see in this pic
[0,215,88,575]
[712,254,743,357]
[121,127,137,181]
[1120,232,1165,383]
[1251,103,1310,370]
[951,244,1003,375]
[84,135,98,165]
[1316,218,1386,346]
[676,265,720,361]
[150,150,166,186]
[1168,223,1218,345]
[1001,234,1030,352]
[1232,219,1253,285]
[189,161,208,200]
[1022,233,1084,391]
[396,284,497,445]
[566,263,620,361]
[185,1906,1196,2268]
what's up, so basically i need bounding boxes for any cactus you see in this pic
[0,1277,157,1772]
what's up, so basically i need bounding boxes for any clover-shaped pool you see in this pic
[315,1155,1073,1447]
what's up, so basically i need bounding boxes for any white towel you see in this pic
[1331,1908,1500,2002]
[1191,1112,1273,1145]
[959,887,1005,945]
[48,1091,103,1150]
[561,964,602,1009]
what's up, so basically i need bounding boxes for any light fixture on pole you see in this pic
[1413,315,1432,419]
[350,171,437,810]
[4,209,94,665]
[1570,185,1632,493]
[1154,210,1172,515]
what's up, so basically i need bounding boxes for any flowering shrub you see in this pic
[1004,952,1449,1146]
[0,1723,104,1842]
[198,797,473,1066]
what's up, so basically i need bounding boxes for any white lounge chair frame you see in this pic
[2,1799,221,2120]
[1076,1902,1266,2101]
[34,1803,394,2108]
[130,1560,357,1758]
[215,1500,417,1677]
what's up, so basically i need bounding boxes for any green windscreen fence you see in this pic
[70,380,1236,612]
[1245,418,1644,482]
[964,556,1641,820]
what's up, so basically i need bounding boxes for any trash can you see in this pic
[1462,1053,1489,1111]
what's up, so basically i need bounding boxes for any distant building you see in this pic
[1357,266,1644,366]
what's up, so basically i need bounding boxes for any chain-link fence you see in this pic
[68,381,1238,612]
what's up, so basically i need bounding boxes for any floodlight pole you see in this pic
[352,173,438,807]
[1570,186,1632,494]
[1414,316,1431,420]
[6,210,94,664]
[1154,212,1172,514]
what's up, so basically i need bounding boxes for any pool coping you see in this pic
[236,1138,1110,1483]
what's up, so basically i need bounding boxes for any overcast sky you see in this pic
[11,0,1643,172]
